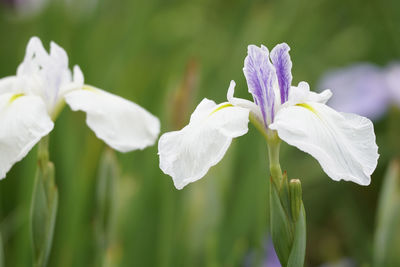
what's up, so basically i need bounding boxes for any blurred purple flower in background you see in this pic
[386,63,400,106]
[264,239,281,267]
[244,239,357,267]
[244,239,281,267]
[318,62,400,120]
[0,0,98,18]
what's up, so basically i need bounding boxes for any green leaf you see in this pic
[279,172,292,222]
[287,203,306,267]
[269,179,293,266]
[94,148,119,266]
[30,161,58,267]
[0,232,4,267]
[373,159,400,267]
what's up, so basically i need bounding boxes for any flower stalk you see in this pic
[94,148,118,267]
[30,136,58,267]
[267,135,306,267]
[266,131,282,187]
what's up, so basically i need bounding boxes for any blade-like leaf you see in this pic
[287,203,306,267]
[269,179,293,266]
[373,160,400,267]
[31,161,58,267]
[94,148,119,266]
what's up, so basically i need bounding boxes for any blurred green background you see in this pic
[1,0,400,266]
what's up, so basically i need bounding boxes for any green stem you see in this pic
[248,117,306,266]
[37,136,49,169]
[248,113,282,181]
[31,136,58,267]
[266,131,283,186]
[94,149,119,267]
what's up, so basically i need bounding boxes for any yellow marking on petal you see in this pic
[209,103,233,116]
[8,93,24,104]
[83,85,98,92]
[297,103,319,116]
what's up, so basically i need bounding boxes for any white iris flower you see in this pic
[0,36,160,179]
[158,43,379,189]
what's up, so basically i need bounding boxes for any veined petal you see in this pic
[270,102,378,185]
[0,93,54,179]
[64,86,160,152]
[158,98,250,189]
[270,43,292,104]
[243,45,277,126]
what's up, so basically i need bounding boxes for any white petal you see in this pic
[158,98,250,189]
[17,36,48,76]
[286,81,332,107]
[226,80,263,121]
[0,93,54,179]
[0,76,19,94]
[72,65,84,85]
[270,102,379,185]
[59,65,84,96]
[50,41,69,69]
[15,37,76,115]
[64,86,160,152]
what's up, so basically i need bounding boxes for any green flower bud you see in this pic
[289,179,302,223]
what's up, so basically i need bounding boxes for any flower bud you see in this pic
[289,179,302,222]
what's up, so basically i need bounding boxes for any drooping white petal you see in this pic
[270,102,379,185]
[64,86,160,152]
[158,98,250,189]
[0,93,54,179]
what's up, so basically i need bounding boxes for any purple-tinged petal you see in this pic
[317,63,390,120]
[243,45,276,126]
[270,43,292,104]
